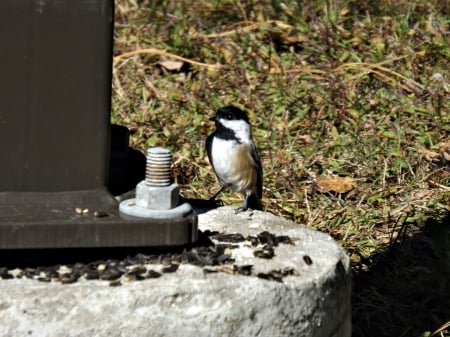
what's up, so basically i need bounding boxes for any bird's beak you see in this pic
[209,116,216,122]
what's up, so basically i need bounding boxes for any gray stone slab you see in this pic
[0,206,351,337]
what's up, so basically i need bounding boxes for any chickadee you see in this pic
[206,106,263,211]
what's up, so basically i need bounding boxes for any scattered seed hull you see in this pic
[0,231,304,284]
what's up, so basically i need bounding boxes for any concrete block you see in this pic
[0,206,351,337]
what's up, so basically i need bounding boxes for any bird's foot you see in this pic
[235,201,255,214]
[234,206,246,214]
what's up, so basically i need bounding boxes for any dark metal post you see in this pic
[0,0,112,192]
[0,0,197,249]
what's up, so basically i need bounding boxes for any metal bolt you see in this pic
[119,147,194,219]
[145,147,173,187]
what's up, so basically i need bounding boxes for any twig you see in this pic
[112,68,125,100]
[196,20,296,39]
[430,320,450,337]
[429,180,450,191]
[113,48,222,70]
[334,53,427,93]
[304,188,312,225]
[199,21,260,39]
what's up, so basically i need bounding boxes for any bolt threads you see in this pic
[145,147,173,187]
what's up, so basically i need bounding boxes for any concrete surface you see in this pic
[0,206,351,337]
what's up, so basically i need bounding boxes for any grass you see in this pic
[112,1,450,336]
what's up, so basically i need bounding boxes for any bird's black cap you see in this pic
[211,106,250,124]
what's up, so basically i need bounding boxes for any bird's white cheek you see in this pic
[218,119,252,144]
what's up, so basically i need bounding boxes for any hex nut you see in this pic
[135,181,180,210]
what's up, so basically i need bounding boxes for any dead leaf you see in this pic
[315,175,357,194]
[439,140,450,162]
[158,60,185,72]
[297,135,314,144]
[411,190,433,200]
[421,148,441,163]
[422,142,450,164]
[263,20,305,45]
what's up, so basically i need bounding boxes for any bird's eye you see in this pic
[226,113,233,120]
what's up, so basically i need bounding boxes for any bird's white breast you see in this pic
[210,137,257,194]
[210,137,237,177]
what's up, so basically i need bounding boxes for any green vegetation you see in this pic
[112,1,449,336]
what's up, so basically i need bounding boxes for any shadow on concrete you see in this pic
[182,197,222,214]
[352,211,450,337]
[0,229,215,270]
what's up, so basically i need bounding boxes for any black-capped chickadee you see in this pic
[206,106,263,211]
